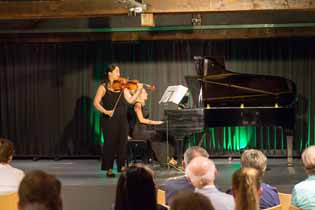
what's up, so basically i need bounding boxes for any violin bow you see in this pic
[110,90,124,118]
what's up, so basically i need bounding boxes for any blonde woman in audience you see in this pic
[0,138,24,194]
[291,145,315,210]
[170,191,214,210]
[240,149,280,208]
[232,167,262,210]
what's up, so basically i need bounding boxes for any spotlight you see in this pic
[114,0,147,16]
[192,14,202,26]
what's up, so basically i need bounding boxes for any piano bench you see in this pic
[127,139,151,165]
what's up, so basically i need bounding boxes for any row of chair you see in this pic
[156,190,302,210]
[266,205,301,210]
[0,192,18,210]
[0,190,168,210]
[0,190,300,210]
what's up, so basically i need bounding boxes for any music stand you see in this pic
[159,85,188,168]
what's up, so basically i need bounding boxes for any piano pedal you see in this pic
[168,158,178,166]
[168,163,184,172]
[168,158,184,172]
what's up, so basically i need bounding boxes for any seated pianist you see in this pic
[127,88,176,165]
[128,88,163,139]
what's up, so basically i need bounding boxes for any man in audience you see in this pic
[239,149,280,209]
[0,138,24,194]
[18,170,63,210]
[292,145,315,210]
[186,156,235,210]
[164,146,209,204]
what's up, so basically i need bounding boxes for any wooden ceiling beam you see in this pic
[0,0,315,20]
[112,28,315,41]
[1,27,315,43]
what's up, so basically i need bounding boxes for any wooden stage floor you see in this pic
[12,158,305,210]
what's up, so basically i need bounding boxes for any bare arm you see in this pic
[134,103,163,125]
[93,85,114,117]
[123,83,143,104]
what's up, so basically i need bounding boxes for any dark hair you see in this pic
[114,165,157,210]
[18,170,62,210]
[19,203,50,210]
[114,172,128,210]
[105,64,118,80]
[0,138,14,163]
[170,191,215,210]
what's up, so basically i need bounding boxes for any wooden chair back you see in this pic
[0,192,19,210]
[288,205,302,210]
[278,192,292,210]
[264,205,282,210]
[157,189,166,205]
[160,203,170,210]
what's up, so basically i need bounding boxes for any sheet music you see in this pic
[159,85,188,104]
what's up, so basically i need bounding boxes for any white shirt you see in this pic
[0,163,25,195]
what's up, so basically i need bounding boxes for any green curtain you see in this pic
[1,37,314,157]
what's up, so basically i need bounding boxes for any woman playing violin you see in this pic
[93,64,143,177]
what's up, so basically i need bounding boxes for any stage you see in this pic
[12,158,306,210]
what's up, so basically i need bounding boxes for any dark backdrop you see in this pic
[0,38,314,157]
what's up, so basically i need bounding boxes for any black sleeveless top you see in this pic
[101,82,128,120]
[127,103,149,136]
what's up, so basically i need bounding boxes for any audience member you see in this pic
[186,156,235,210]
[292,145,315,210]
[19,203,50,210]
[164,146,209,204]
[239,149,280,209]
[114,164,167,210]
[232,167,261,210]
[170,191,215,210]
[18,170,62,210]
[0,138,24,194]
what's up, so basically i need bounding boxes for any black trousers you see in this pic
[101,116,128,171]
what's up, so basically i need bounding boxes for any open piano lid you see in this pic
[185,56,297,108]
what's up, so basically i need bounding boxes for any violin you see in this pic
[111,77,156,91]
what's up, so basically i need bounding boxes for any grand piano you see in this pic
[161,56,297,166]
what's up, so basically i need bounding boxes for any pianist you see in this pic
[127,89,165,161]
[128,88,164,139]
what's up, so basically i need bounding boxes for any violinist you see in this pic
[93,64,143,177]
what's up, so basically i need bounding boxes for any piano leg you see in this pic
[286,135,293,167]
[175,137,184,165]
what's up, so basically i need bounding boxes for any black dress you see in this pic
[128,103,175,165]
[101,83,128,171]
[129,103,156,140]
